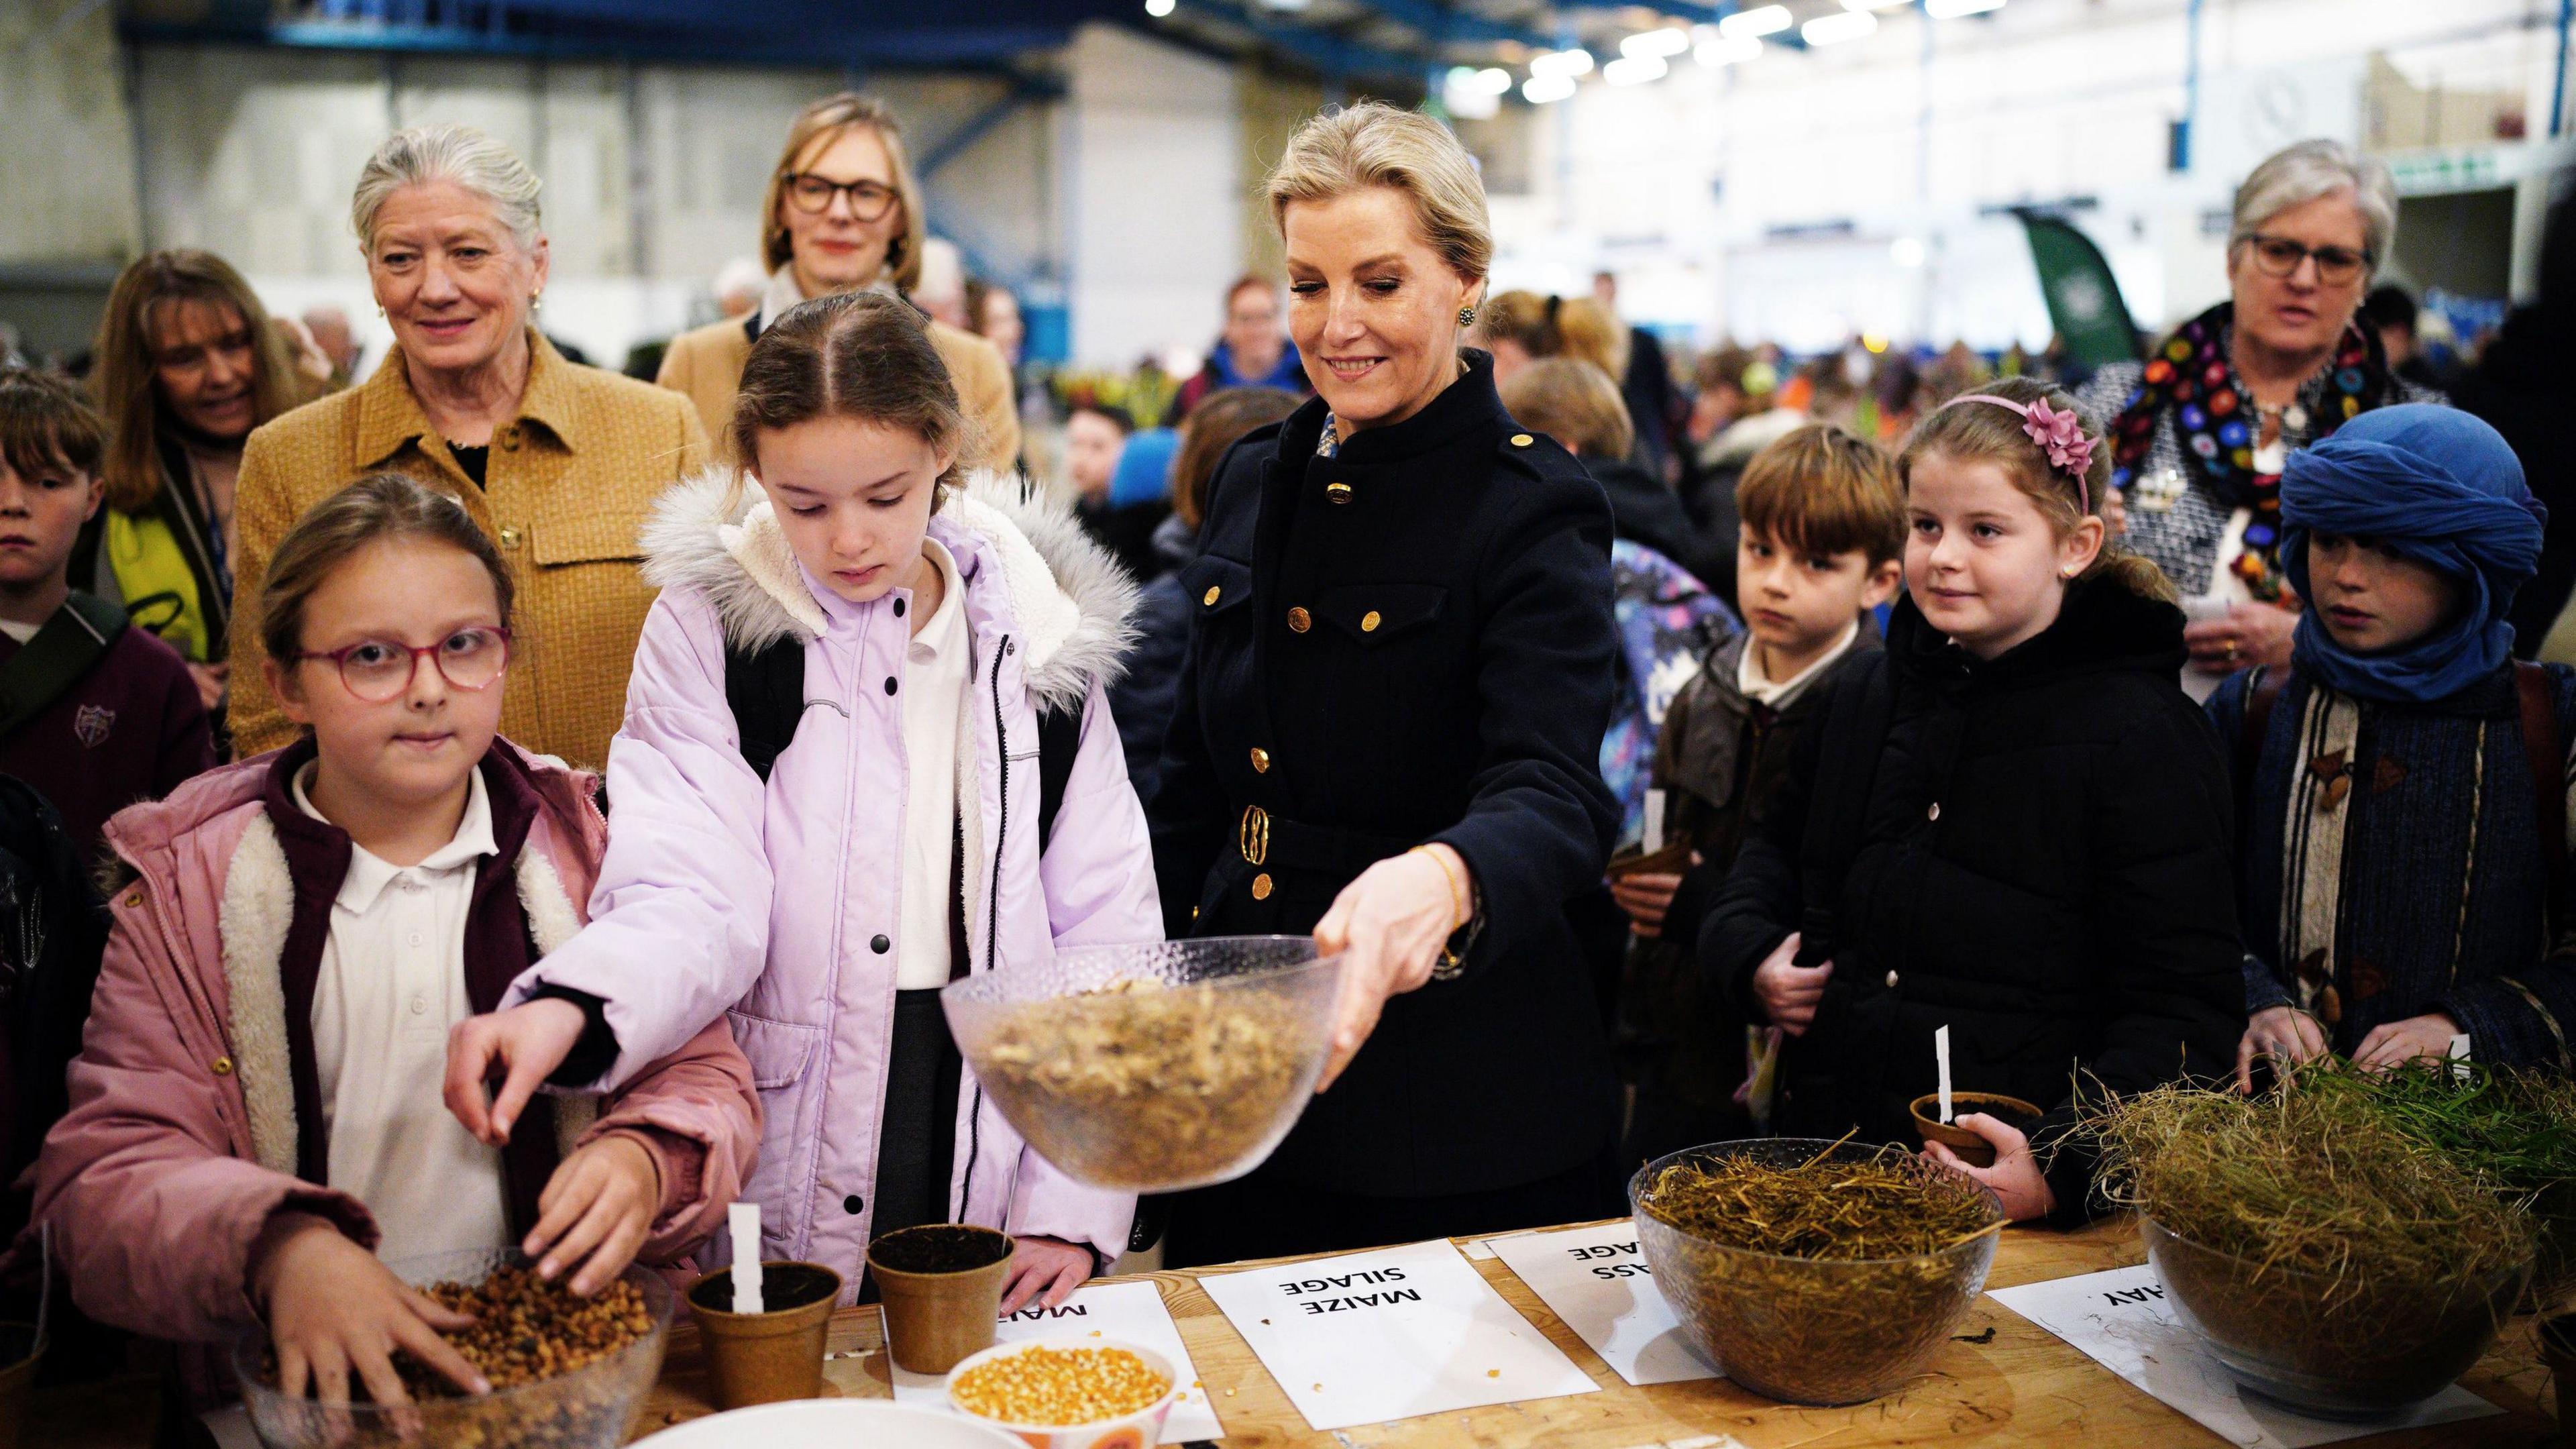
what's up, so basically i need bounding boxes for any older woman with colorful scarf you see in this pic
[2078,140,2444,680]
[2209,406,2575,1084]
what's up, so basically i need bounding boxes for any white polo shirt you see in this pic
[895,539,971,990]
[296,761,511,1262]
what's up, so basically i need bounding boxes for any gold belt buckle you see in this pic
[1239,805,1270,865]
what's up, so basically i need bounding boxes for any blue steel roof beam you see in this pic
[1538,1,1726,30]
[1177,0,1434,85]
[125,15,1075,69]
[914,80,1057,182]
[1334,0,1550,50]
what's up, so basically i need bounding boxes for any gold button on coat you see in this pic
[1927,802,1941,822]
[499,526,524,549]
[1250,747,1271,773]
[1326,482,1354,504]
[1287,607,1311,633]
[1203,585,1222,606]
[211,1057,234,1076]
[1360,610,1383,633]
[1885,971,1900,989]
[499,427,522,451]
[1252,873,1274,900]
[1511,433,1535,447]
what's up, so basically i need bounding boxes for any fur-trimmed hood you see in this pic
[641,467,1139,714]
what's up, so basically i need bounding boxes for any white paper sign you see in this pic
[1485,1221,1716,1387]
[886,1280,1222,1444]
[1990,1265,2501,1448]
[1199,1239,1601,1430]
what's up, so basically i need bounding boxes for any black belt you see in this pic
[1238,804,1413,877]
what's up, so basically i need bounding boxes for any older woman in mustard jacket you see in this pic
[655,92,1018,474]
[230,124,708,770]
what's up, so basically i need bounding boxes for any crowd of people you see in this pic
[0,86,2567,1432]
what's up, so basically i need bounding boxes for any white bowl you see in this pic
[945,1336,1183,1449]
[629,1399,1026,1448]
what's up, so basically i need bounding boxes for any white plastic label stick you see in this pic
[729,1201,763,1315]
[1935,1025,1953,1124]
[2449,1032,2473,1079]
[1642,790,1667,855]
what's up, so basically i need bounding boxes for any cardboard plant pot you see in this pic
[685,1262,843,1409]
[1908,1092,2045,1169]
[868,1225,1015,1375]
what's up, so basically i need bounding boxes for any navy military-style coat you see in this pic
[1147,352,1625,1197]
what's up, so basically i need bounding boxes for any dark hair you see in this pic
[1069,400,1134,435]
[1172,386,1300,531]
[2362,283,2419,335]
[260,474,514,665]
[0,367,106,482]
[1898,375,2172,601]
[1736,423,1904,567]
[730,290,971,507]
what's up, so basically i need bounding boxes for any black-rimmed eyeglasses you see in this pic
[782,173,902,222]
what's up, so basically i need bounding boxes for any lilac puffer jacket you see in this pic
[506,469,1160,1294]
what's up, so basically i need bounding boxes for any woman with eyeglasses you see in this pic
[2078,140,2445,680]
[655,93,1020,474]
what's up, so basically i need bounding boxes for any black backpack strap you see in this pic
[0,594,127,740]
[724,635,807,783]
[1036,698,1085,849]
[1791,651,1894,967]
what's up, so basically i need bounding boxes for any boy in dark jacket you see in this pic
[2216,406,2576,1083]
[1613,423,1902,1165]
[0,369,213,861]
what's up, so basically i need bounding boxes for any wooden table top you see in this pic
[634,1216,2565,1448]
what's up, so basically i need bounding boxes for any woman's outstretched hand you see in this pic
[1311,845,1470,1091]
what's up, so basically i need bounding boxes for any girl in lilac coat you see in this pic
[449,290,1159,1310]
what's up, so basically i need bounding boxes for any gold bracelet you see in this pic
[1410,845,1468,932]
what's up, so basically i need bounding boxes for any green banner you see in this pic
[2017,211,2142,370]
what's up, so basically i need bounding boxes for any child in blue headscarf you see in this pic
[2209,405,2575,1083]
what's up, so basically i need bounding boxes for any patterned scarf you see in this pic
[2109,301,2398,602]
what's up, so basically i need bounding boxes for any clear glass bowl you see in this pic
[944,936,1344,1193]
[2142,1216,2529,1420]
[233,1246,674,1449]
[1629,1139,2004,1406]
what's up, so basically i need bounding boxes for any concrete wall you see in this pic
[1062,23,1244,370]
[0,0,142,268]
[1487,0,2573,352]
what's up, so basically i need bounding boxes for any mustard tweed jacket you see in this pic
[657,311,1020,474]
[229,333,710,770]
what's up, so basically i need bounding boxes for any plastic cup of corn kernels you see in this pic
[944,1338,1182,1449]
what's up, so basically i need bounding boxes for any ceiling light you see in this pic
[1528,47,1595,79]
[1841,0,1913,9]
[1620,28,1691,60]
[1718,5,1792,39]
[1468,66,1514,94]
[1693,32,1761,65]
[1925,0,2006,15]
[1801,9,1878,44]
[1521,71,1577,103]
[1603,53,1668,85]
[1144,0,1175,15]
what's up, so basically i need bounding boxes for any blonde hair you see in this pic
[352,124,543,252]
[1736,423,1904,567]
[1551,297,1628,380]
[1267,103,1491,284]
[761,93,927,294]
[1474,290,1552,355]
[1497,358,1632,461]
[91,250,301,514]
[1898,376,2172,601]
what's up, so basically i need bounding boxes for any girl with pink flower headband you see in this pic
[1699,373,2238,1232]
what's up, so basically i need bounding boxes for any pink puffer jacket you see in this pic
[504,470,1160,1294]
[31,741,758,1354]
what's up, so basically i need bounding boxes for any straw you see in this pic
[730,1203,762,1315]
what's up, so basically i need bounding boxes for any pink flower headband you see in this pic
[1941,393,2096,514]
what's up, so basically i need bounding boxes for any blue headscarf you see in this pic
[1108,427,1181,509]
[2281,404,2544,704]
